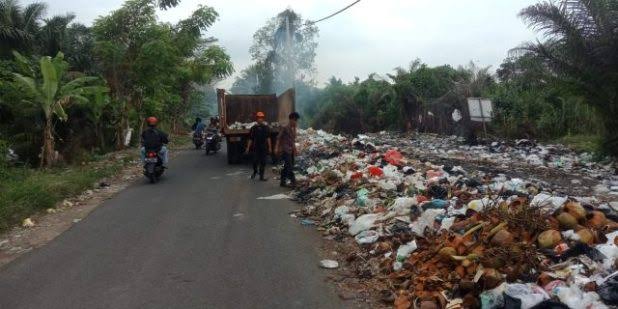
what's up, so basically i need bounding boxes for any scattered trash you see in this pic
[287,128,617,308]
[355,230,379,244]
[226,170,248,176]
[597,272,618,305]
[256,194,290,200]
[348,214,381,236]
[22,218,35,228]
[98,180,111,188]
[504,283,549,309]
[319,259,339,269]
[300,219,316,226]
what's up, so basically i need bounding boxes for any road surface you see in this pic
[0,148,343,309]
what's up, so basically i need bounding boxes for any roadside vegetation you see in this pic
[1,0,232,229]
[0,159,123,231]
[233,1,616,156]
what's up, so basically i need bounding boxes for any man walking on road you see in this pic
[276,112,300,188]
[246,112,272,181]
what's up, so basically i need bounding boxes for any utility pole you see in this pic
[286,14,294,89]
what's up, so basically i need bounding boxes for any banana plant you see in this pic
[12,51,103,167]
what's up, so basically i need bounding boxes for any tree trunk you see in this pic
[115,102,129,150]
[600,103,618,156]
[96,123,105,151]
[40,116,55,168]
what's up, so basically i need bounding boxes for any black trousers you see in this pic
[252,150,267,177]
[280,152,295,185]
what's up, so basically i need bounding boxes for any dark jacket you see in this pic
[141,127,169,151]
[249,123,271,152]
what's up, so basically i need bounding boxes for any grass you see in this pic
[555,134,601,154]
[0,162,123,231]
[0,134,190,232]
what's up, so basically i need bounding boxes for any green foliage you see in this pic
[518,0,618,155]
[0,0,47,57]
[11,51,104,166]
[0,162,122,231]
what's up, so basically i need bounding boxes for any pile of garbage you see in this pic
[359,133,618,197]
[291,129,618,308]
[227,121,280,130]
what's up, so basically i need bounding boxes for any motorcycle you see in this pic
[143,150,164,183]
[193,131,204,149]
[204,132,221,155]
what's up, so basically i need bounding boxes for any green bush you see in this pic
[0,163,121,231]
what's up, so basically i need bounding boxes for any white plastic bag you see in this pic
[396,240,417,261]
[531,193,567,212]
[355,230,379,244]
[390,197,417,216]
[411,209,444,235]
[504,283,549,309]
[348,213,381,235]
[556,285,608,309]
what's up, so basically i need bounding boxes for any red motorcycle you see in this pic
[143,151,164,183]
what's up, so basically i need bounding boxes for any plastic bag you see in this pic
[355,230,379,245]
[555,285,608,309]
[411,209,443,235]
[384,149,404,166]
[396,240,417,261]
[383,164,402,180]
[504,283,549,309]
[390,197,417,216]
[356,188,369,207]
[468,198,493,212]
[531,193,567,212]
[378,180,397,191]
[422,199,449,210]
[349,213,381,235]
[368,166,384,177]
[598,273,618,305]
[595,231,618,271]
[480,282,507,309]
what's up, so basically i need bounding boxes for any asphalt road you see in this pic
[0,147,343,309]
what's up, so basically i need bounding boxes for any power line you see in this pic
[307,0,361,25]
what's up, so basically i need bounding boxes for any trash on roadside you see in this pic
[319,259,339,269]
[257,193,290,200]
[22,218,35,228]
[355,230,379,244]
[286,128,618,308]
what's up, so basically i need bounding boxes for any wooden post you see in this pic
[478,99,488,138]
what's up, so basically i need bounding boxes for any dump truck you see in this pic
[217,88,295,164]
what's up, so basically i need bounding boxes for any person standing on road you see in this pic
[246,112,272,181]
[276,112,300,188]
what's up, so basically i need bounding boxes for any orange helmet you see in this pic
[146,116,158,126]
[256,111,265,118]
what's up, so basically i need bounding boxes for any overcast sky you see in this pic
[31,0,541,88]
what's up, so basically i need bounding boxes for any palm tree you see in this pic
[12,51,101,167]
[0,0,47,57]
[519,0,618,154]
[38,13,76,57]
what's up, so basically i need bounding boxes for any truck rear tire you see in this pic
[227,144,235,164]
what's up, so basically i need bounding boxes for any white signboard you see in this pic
[467,98,493,122]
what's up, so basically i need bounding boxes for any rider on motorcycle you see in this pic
[140,117,169,167]
[206,117,221,141]
[193,117,206,135]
